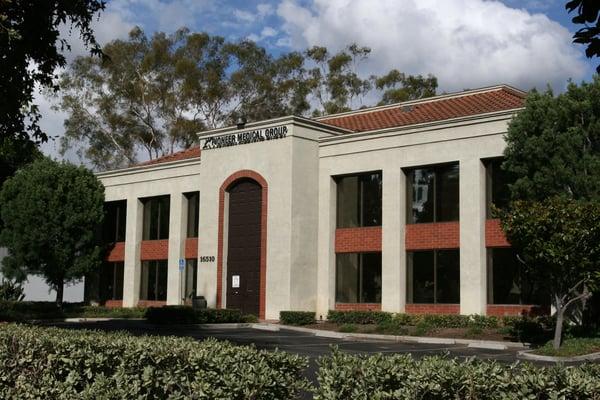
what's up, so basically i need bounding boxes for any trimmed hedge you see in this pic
[327,310,392,325]
[280,311,316,326]
[315,348,600,399]
[0,301,146,321]
[144,306,249,324]
[0,324,309,399]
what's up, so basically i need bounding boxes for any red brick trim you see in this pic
[185,238,198,259]
[335,226,382,253]
[137,300,166,308]
[405,222,459,250]
[486,304,549,317]
[106,242,125,262]
[104,300,123,308]
[405,304,460,314]
[485,219,510,247]
[140,240,169,260]
[335,303,382,311]
[217,170,268,320]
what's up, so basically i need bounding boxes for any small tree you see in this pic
[0,158,104,306]
[499,197,600,349]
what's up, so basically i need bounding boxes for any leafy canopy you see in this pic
[57,27,438,170]
[0,158,104,304]
[567,0,600,72]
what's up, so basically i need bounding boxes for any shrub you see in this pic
[0,280,24,301]
[314,348,600,399]
[280,311,316,326]
[144,306,245,324]
[0,301,147,322]
[0,324,309,399]
[327,310,392,325]
[339,324,357,333]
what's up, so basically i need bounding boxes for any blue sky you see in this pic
[39,0,598,158]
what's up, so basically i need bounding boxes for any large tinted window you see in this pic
[485,158,512,217]
[407,250,460,304]
[336,172,382,228]
[99,261,124,301]
[185,192,199,238]
[140,260,168,301]
[142,196,170,240]
[407,163,459,223]
[184,258,198,299]
[487,248,545,305]
[336,253,382,303]
[103,201,126,243]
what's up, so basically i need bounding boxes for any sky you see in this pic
[38,0,598,160]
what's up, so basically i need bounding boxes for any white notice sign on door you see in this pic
[232,275,240,288]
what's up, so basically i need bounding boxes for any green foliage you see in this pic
[327,310,393,325]
[279,311,316,326]
[0,158,105,305]
[338,324,357,333]
[0,324,309,399]
[0,280,24,301]
[0,0,105,146]
[0,301,147,322]
[144,306,246,324]
[566,1,600,73]
[535,337,600,357]
[314,348,600,399]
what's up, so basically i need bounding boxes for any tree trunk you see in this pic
[56,283,64,308]
[553,294,564,350]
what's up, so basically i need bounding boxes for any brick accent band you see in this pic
[405,304,460,314]
[486,304,548,317]
[185,237,198,259]
[137,300,166,308]
[485,219,510,247]
[335,226,382,253]
[106,242,125,262]
[104,300,123,308]
[217,170,268,320]
[334,303,382,311]
[140,240,169,260]
[405,221,460,250]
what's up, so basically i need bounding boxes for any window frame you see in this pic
[407,249,460,304]
[335,252,382,304]
[103,200,127,243]
[140,260,168,301]
[185,192,200,238]
[142,195,171,240]
[335,171,383,228]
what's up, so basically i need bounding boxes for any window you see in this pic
[407,250,460,304]
[336,253,382,303]
[485,158,512,218]
[487,248,545,305]
[184,259,198,299]
[103,200,126,243]
[185,192,199,238]
[406,163,459,224]
[336,172,382,228]
[142,196,170,240]
[99,262,124,301]
[140,260,168,301]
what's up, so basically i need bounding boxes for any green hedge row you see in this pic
[327,310,392,325]
[0,301,146,321]
[144,306,255,324]
[280,311,316,326]
[314,348,600,399]
[0,324,309,399]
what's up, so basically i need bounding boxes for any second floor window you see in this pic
[142,195,170,240]
[185,192,199,238]
[406,163,459,224]
[336,172,382,228]
[103,200,126,243]
[485,158,513,218]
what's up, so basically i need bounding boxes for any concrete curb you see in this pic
[196,323,251,329]
[251,323,280,331]
[517,349,600,362]
[275,324,527,350]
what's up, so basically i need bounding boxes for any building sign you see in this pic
[199,256,215,263]
[202,125,288,150]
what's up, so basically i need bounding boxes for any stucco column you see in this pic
[381,167,406,312]
[316,173,336,320]
[198,188,218,308]
[459,158,487,315]
[167,193,186,305]
[123,198,143,307]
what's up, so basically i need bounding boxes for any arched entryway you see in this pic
[217,170,268,319]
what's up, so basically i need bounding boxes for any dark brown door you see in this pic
[226,179,262,316]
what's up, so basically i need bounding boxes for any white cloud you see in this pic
[257,3,275,17]
[276,0,587,92]
[248,27,278,42]
[234,9,255,23]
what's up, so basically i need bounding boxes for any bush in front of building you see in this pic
[327,310,393,325]
[0,301,147,322]
[0,324,310,399]
[144,306,248,324]
[314,348,600,399]
[280,311,316,326]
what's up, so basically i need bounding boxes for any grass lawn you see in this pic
[533,337,600,357]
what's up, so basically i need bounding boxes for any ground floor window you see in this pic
[100,261,124,302]
[336,252,382,303]
[184,259,198,299]
[407,250,460,303]
[140,260,168,301]
[487,248,545,304]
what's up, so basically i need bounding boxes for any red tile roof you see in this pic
[318,86,525,133]
[138,145,201,166]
